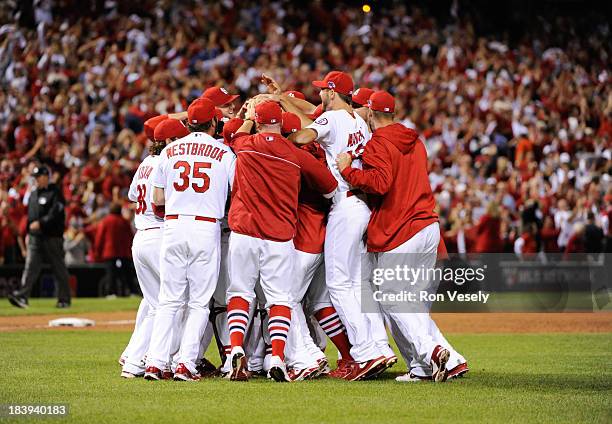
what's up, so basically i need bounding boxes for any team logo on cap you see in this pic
[270,118,277,123]
[288,93,295,97]
[354,88,361,95]
[221,87,228,94]
[327,81,336,89]
[367,100,372,107]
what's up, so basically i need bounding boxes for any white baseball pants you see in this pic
[147,217,220,374]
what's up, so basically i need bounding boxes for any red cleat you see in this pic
[174,363,201,381]
[447,362,469,380]
[431,345,450,383]
[328,359,351,379]
[342,356,386,381]
[144,366,163,381]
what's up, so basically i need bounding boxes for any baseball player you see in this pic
[121,118,189,379]
[336,90,467,382]
[225,100,337,382]
[202,86,240,119]
[280,111,354,380]
[144,98,236,381]
[118,114,166,371]
[285,71,390,381]
[351,88,375,121]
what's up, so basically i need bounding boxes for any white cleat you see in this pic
[431,345,450,383]
[268,355,291,382]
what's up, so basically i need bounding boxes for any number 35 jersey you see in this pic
[152,132,236,219]
[129,154,163,230]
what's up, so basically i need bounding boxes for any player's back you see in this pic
[229,132,302,242]
[129,155,163,230]
[308,109,371,193]
[154,132,235,219]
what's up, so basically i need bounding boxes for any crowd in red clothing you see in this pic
[0,1,610,265]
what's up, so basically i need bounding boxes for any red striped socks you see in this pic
[314,307,353,361]
[268,305,291,360]
[227,297,250,348]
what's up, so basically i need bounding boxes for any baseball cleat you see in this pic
[162,368,174,380]
[120,371,142,379]
[144,366,163,381]
[197,357,220,378]
[431,345,450,382]
[268,355,291,382]
[118,356,126,367]
[395,373,432,382]
[288,365,320,381]
[328,359,351,379]
[229,347,249,381]
[365,354,399,380]
[447,362,469,380]
[174,364,201,381]
[343,356,386,381]
[316,357,331,376]
[8,294,28,309]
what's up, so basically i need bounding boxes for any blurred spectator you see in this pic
[584,212,604,254]
[474,202,503,253]
[0,0,609,263]
[94,203,136,296]
[63,218,88,265]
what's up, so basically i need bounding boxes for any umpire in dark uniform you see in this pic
[8,166,72,309]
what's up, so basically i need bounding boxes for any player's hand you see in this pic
[336,153,352,172]
[29,221,40,231]
[261,74,282,95]
[245,100,256,120]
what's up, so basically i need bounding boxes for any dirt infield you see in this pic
[1,311,610,333]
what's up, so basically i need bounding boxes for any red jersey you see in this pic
[229,132,337,242]
[94,213,134,261]
[341,123,438,252]
[474,214,503,253]
[294,143,330,254]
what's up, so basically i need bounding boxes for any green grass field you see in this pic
[0,300,611,423]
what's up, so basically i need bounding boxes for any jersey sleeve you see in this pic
[227,152,236,190]
[151,155,166,189]
[340,137,394,195]
[295,147,338,198]
[127,169,139,202]
[306,112,335,147]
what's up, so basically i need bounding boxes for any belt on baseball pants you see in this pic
[333,189,363,204]
[165,214,218,223]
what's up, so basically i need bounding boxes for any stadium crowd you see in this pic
[0,1,610,276]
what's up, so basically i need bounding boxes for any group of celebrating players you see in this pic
[117,70,468,383]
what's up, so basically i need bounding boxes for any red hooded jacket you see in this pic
[341,123,438,252]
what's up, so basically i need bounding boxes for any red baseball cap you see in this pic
[154,119,189,141]
[281,112,301,134]
[307,104,324,120]
[202,87,240,107]
[312,71,354,96]
[144,114,168,140]
[188,98,216,124]
[284,90,306,100]
[222,117,244,144]
[255,101,282,125]
[352,87,375,107]
[368,90,395,113]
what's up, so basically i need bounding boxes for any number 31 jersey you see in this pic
[129,154,163,230]
[152,132,236,218]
